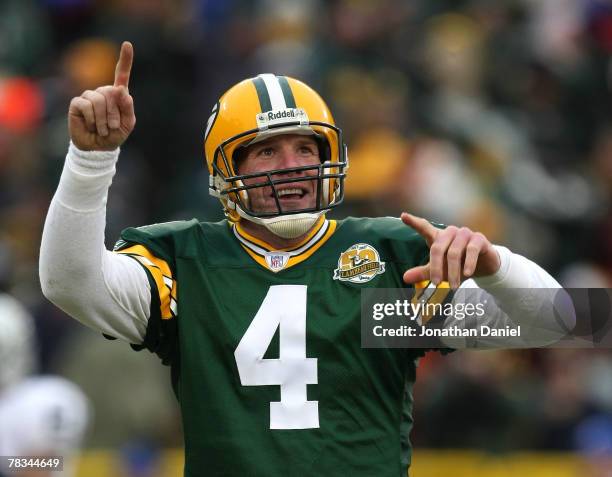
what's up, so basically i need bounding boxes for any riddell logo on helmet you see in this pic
[268,110,297,120]
[256,108,308,129]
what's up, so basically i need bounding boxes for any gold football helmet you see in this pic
[204,74,348,238]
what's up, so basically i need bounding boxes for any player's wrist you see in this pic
[472,245,512,287]
[68,141,120,174]
[56,142,119,213]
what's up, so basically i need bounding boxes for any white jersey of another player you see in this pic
[0,377,90,477]
[0,294,90,477]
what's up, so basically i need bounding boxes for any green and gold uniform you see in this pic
[114,216,439,477]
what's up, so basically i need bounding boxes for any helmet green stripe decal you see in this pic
[277,76,296,109]
[252,77,272,113]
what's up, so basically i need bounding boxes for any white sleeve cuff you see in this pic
[68,142,120,173]
[473,245,516,288]
[55,143,120,213]
[473,245,561,290]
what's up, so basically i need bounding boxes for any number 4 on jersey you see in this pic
[234,285,319,429]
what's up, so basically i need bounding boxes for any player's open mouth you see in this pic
[273,188,307,200]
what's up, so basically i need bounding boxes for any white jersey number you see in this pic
[234,285,319,429]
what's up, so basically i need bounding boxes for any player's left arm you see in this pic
[401,212,574,347]
[400,212,557,289]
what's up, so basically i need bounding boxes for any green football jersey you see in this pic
[114,216,437,477]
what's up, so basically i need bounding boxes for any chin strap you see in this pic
[235,205,325,239]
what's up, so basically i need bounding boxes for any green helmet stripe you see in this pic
[252,77,272,113]
[277,76,296,109]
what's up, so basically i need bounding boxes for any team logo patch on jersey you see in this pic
[333,243,386,283]
[265,251,290,272]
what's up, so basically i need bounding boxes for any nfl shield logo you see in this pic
[265,252,290,272]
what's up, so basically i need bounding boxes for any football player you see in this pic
[40,42,562,476]
[0,294,90,477]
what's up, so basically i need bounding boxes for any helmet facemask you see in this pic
[209,122,348,238]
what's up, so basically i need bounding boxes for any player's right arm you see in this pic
[39,42,151,343]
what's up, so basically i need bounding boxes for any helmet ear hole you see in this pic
[232,145,248,173]
[314,135,331,163]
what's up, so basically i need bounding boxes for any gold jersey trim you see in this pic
[414,280,451,325]
[232,218,337,272]
[115,244,177,320]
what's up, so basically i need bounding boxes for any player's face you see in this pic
[235,134,321,214]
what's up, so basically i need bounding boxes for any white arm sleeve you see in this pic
[445,245,575,348]
[39,143,151,343]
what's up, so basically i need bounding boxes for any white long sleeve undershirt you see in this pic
[39,145,565,346]
[40,144,150,343]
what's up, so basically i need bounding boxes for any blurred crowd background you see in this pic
[1,0,612,474]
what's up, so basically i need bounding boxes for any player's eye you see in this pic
[257,147,275,158]
[298,145,317,155]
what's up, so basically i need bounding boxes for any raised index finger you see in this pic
[114,41,133,88]
[400,212,438,246]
